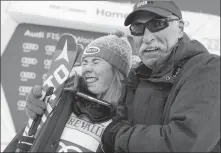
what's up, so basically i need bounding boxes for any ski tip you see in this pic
[56,33,78,53]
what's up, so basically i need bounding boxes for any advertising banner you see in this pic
[1,24,107,132]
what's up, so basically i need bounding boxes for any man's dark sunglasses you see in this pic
[130,17,180,36]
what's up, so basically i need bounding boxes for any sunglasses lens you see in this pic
[130,18,170,35]
[130,23,144,36]
[147,19,168,32]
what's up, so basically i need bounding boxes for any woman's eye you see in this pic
[93,59,101,64]
[82,62,87,65]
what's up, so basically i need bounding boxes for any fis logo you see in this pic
[45,45,56,55]
[21,57,38,67]
[20,71,36,82]
[23,43,39,52]
[17,100,26,111]
[19,86,32,96]
[44,59,52,69]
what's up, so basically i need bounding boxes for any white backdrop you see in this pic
[1,1,17,151]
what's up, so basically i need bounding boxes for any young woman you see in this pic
[11,32,132,152]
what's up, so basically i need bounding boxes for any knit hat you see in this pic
[81,34,132,77]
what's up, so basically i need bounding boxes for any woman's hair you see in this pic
[101,30,128,105]
[102,66,125,106]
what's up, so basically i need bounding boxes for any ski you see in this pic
[16,33,81,152]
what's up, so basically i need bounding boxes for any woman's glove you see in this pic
[25,71,82,119]
[25,85,46,119]
[63,71,82,94]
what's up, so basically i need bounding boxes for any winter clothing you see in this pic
[3,84,109,152]
[101,34,220,152]
[4,53,129,153]
[81,34,132,77]
[101,116,130,153]
[65,75,115,123]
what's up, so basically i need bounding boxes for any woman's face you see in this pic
[81,56,114,94]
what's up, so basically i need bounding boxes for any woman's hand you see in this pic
[25,85,47,119]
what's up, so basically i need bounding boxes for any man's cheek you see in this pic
[133,37,143,52]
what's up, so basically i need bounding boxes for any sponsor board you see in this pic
[1,24,106,132]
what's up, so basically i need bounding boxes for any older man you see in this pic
[101,1,220,152]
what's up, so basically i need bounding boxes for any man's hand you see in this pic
[101,117,131,153]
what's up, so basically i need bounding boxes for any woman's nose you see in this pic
[82,63,93,72]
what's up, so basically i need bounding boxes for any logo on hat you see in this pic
[137,1,154,8]
[84,46,100,54]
